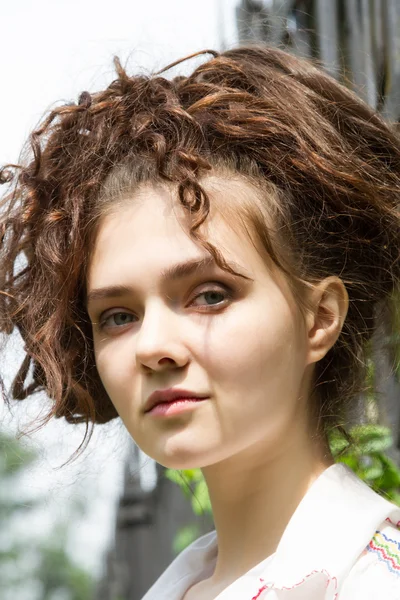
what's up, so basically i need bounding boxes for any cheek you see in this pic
[200,298,304,400]
[93,341,135,412]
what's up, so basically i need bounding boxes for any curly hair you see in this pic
[1,45,399,454]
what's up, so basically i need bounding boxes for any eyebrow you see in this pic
[86,256,252,307]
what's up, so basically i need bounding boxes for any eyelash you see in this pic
[97,285,234,332]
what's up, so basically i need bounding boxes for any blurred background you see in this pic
[0,1,400,599]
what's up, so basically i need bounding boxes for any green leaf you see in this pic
[180,468,204,483]
[336,454,359,472]
[164,468,184,486]
[350,424,393,453]
[328,434,350,457]
[362,461,384,481]
[191,479,212,516]
[373,455,400,490]
[180,469,198,482]
[164,469,191,498]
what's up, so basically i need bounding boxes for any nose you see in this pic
[135,298,189,373]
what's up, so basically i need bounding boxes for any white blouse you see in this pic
[142,463,400,599]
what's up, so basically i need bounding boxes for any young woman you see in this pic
[1,45,400,599]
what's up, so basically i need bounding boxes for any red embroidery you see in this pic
[249,570,338,599]
[385,516,400,528]
[251,584,268,599]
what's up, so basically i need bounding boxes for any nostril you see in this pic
[159,357,175,365]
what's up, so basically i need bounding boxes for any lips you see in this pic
[144,388,209,413]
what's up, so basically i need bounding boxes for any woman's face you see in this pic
[86,178,315,469]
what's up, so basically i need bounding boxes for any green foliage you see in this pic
[0,432,41,522]
[0,432,37,475]
[391,288,400,382]
[37,523,94,600]
[0,430,94,600]
[164,468,212,554]
[165,467,212,516]
[328,424,400,505]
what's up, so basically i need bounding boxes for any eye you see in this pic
[190,286,233,308]
[95,285,234,333]
[99,312,135,330]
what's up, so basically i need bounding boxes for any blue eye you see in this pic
[191,288,231,307]
[101,312,135,328]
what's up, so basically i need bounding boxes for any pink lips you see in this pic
[147,398,208,417]
[144,388,209,416]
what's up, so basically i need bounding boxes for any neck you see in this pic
[201,427,333,588]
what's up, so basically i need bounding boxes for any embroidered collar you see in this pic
[256,463,400,599]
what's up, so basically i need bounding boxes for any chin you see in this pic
[155,453,208,471]
[150,444,220,471]
[136,431,225,471]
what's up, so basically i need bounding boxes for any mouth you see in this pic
[145,397,209,417]
[144,388,210,415]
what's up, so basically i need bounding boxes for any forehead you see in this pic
[87,176,271,289]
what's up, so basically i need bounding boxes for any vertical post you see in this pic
[344,0,369,103]
[372,310,400,465]
[269,0,296,46]
[381,0,400,120]
[315,0,340,78]
[360,0,377,108]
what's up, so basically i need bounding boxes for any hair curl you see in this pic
[1,45,400,455]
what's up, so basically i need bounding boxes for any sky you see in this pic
[1,0,239,165]
[0,0,240,583]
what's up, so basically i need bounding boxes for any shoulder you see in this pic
[141,530,218,600]
[340,518,400,599]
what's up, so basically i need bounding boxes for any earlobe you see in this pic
[306,277,349,365]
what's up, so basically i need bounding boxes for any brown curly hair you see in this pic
[1,45,399,455]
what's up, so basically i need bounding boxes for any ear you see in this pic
[305,277,349,366]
